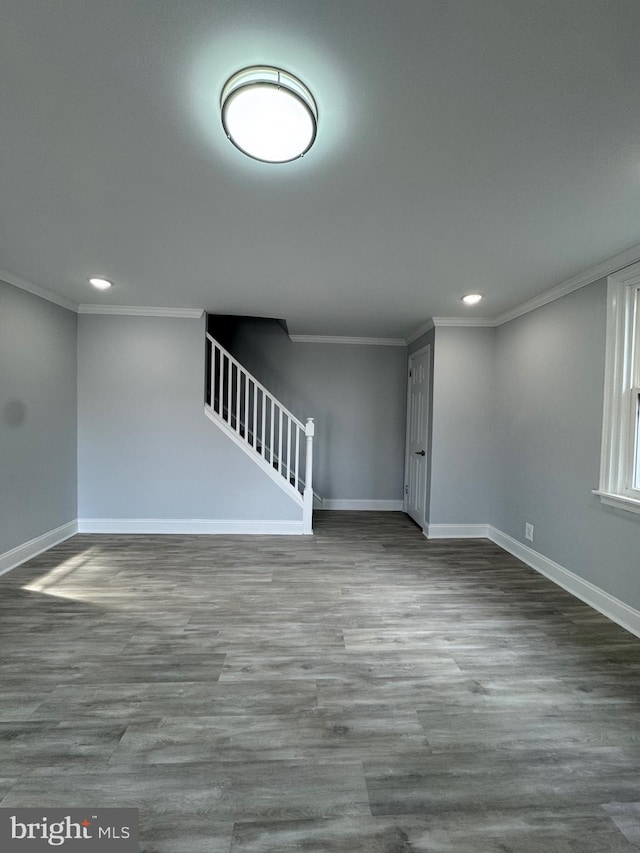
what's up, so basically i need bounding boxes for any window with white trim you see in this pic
[596,264,640,514]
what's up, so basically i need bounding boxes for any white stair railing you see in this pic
[204,333,314,533]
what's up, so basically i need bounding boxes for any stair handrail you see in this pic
[206,333,305,432]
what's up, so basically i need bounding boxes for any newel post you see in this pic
[303,418,315,534]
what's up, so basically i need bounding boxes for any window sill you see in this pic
[592,490,640,516]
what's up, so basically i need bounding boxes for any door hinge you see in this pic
[409,368,412,377]
[404,484,408,494]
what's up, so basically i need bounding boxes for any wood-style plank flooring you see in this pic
[1,511,639,851]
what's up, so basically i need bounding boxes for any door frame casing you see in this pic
[403,344,431,529]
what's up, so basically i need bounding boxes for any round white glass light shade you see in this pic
[221,68,317,163]
[461,293,483,305]
[89,277,113,290]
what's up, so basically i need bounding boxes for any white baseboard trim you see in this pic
[488,526,640,639]
[0,521,78,577]
[77,519,306,535]
[317,500,404,511]
[425,523,490,539]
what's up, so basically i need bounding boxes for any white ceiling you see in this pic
[2,0,640,337]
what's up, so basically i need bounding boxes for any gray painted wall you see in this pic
[494,279,640,609]
[0,281,77,554]
[229,321,407,501]
[77,314,300,521]
[429,326,497,525]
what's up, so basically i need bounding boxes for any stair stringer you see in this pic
[204,403,304,508]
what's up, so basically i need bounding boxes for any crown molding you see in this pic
[77,305,204,318]
[495,239,640,326]
[405,241,640,341]
[405,317,494,343]
[405,320,435,344]
[6,238,640,334]
[609,259,640,286]
[432,316,497,327]
[289,334,406,346]
[0,269,78,312]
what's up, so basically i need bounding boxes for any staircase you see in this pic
[204,332,315,534]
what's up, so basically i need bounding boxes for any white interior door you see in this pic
[404,346,430,527]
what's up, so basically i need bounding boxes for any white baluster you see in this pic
[208,339,214,411]
[260,390,266,457]
[253,380,258,449]
[270,399,275,465]
[217,345,223,416]
[294,424,300,492]
[244,372,250,441]
[278,408,283,473]
[226,355,231,424]
[234,365,240,433]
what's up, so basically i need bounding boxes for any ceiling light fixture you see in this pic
[89,277,113,290]
[461,293,483,306]
[221,66,317,163]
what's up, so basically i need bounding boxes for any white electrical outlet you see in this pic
[525,522,534,542]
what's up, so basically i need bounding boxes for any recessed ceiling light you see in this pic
[89,277,113,290]
[461,293,483,306]
[221,66,317,163]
